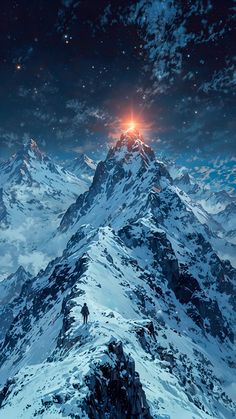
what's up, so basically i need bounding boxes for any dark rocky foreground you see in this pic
[84,340,152,419]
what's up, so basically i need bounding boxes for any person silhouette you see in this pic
[81,303,90,324]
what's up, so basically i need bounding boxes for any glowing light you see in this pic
[107,109,154,145]
[127,120,136,131]
[16,64,21,70]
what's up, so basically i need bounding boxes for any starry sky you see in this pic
[0,0,235,187]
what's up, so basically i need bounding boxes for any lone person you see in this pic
[81,303,90,324]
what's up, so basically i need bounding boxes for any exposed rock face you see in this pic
[0,254,89,367]
[0,378,15,409]
[118,220,234,343]
[84,340,152,419]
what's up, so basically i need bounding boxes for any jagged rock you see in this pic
[83,340,152,419]
[0,379,15,408]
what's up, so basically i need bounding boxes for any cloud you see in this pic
[98,0,235,94]
[66,100,108,125]
[18,80,59,103]
[0,253,14,272]
[18,251,51,276]
[33,110,57,124]
[56,0,80,33]
[0,130,20,149]
[200,65,236,93]
[72,141,99,154]
[174,154,236,194]
[128,1,234,90]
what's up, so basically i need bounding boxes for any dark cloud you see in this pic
[125,0,235,92]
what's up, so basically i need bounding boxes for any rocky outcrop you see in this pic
[84,340,152,419]
[170,265,234,343]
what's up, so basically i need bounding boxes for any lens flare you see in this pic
[107,109,154,146]
[127,121,136,131]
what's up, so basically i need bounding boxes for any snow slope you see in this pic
[0,140,88,278]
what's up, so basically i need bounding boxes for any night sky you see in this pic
[0,0,235,185]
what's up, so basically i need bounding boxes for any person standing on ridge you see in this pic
[81,303,90,324]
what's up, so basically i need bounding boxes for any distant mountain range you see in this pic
[169,166,236,246]
[169,155,236,196]
[0,131,235,418]
[0,139,89,278]
[64,153,97,184]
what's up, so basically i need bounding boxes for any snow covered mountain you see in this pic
[212,202,236,230]
[0,139,88,278]
[168,165,236,257]
[0,129,235,418]
[167,156,236,198]
[64,153,97,184]
[59,130,236,267]
[199,190,235,214]
[212,203,236,245]
[173,172,201,195]
[0,265,32,306]
[170,165,235,213]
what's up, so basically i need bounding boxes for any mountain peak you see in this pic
[108,128,155,165]
[0,264,32,305]
[21,138,44,160]
[15,265,31,277]
[64,153,97,181]
[0,139,56,188]
[115,128,144,150]
[74,153,96,170]
[23,138,38,148]
[175,172,193,186]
